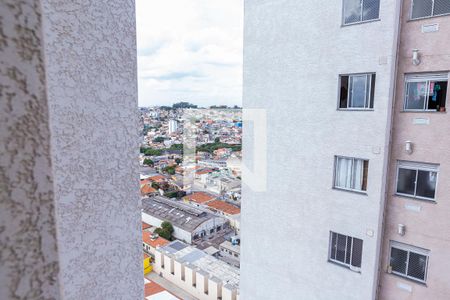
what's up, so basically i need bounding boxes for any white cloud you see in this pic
[136,0,243,107]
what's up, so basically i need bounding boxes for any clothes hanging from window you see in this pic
[432,83,441,102]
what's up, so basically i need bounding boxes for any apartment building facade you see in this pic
[242,0,449,299]
[379,1,450,299]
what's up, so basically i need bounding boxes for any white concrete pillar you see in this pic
[208,277,222,300]
[222,284,237,300]
[174,260,185,283]
[196,270,209,298]
[185,265,196,289]
[0,0,142,299]
[163,255,172,276]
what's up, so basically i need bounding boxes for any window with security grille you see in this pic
[339,74,376,109]
[343,0,380,25]
[411,0,450,19]
[396,161,438,201]
[334,156,369,192]
[329,232,363,270]
[389,241,429,282]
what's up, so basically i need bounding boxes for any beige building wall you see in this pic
[379,1,450,299]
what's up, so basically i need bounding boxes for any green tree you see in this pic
[154,221,174,240]
[214,137,221,143]
[153,137,165,143]
[164,166,176,175]
[143,158,154,166]
[144,148,163,156]
[175,158,182,165]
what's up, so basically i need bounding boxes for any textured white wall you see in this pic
[241,1,401,299]
[40,1,142,299]
[0,1,60,299]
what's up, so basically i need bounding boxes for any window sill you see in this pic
[333,186,368,196]
[393,193,437,204]
[341,18,381,27]
[400,110,446,113]
[386,271,427,286]
[328,260,361,273]
[337,108,374,112]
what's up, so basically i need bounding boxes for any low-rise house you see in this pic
[219,240,240,261]
[143,231,170,256]
[183,192,216,207]
[206,200,240,232]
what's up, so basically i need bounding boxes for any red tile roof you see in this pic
[196,169,213,175]
[143,231,169,248]
[148,175,166,183]
[184,192,215,204]
[144,282,165,297]
[141,184,157,195]
[142,222,152,230]
[207,200,240,215]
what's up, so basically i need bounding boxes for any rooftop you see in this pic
[161,241,240,288]
[143,231,170,248]
[207,200,240,215]
[142,196,221,232]
[184,191,216,204]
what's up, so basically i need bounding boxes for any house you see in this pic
[183,192,216,207]
[143,231,169,256]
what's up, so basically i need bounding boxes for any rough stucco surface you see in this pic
[40,0,143,299]
[0,1,60,299]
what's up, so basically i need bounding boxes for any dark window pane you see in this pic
[350,75,367,108]
[370,74,376,108]
[407,252,427,281]
[340,76,349,108]
[397,168,417,195]
[351,238,363,268]
[416,170,437,199]
[428,81,448,110]
[362,160,369,191]
[362,0,380,21]
[390,247,408,275]
[405,82,427,109]
[336,234,347,263]
[434,0,450,16]
[345,237,352,264]
[330,232,337,260]
[344,0,362,24]
[412,0,433,19]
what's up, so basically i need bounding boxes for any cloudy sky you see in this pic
[136,0,243,107]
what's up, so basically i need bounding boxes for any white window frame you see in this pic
[342,0,381,25]
[403,73,449,111]
[334,156,369,192]
[389,241,430,283]
[396,161,439,201]
[338,73,375,110]
[411,0,450,20]
[328,231,363,271]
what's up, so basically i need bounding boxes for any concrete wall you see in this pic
[0,1,60,298]
[379,1,450,299]
[1,1,142,299]
[241,1,401,299]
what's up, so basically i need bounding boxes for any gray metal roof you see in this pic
[142,196,216,233]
